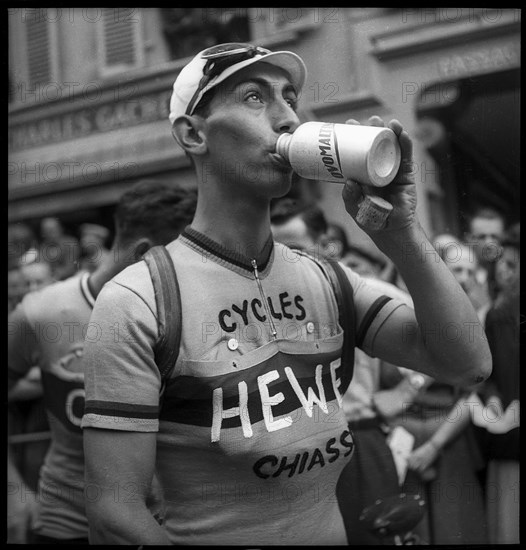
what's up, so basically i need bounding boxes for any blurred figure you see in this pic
[320,222,349,260]
[8,180,197,544]
[8,266,27,314]
[431,232,459,260]
[493,223,520,306]
[443,244,477,294]
[434,234,490,320]
[465,206,506,305]
[8,222,37,271]
[270,199,328,256]
[19,255,55,294]
[472,228,520,544]
[78,223,111,273]
[342,243,386,280]
[438,238,484,316]
[39,216,80,281]
[9,254,55,496]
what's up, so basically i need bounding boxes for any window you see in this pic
[160,8,250,61]
[98,8,144,76]
[26,16,51,86]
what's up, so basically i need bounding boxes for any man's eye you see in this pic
[246,92,262,103]
[286,97,298,110]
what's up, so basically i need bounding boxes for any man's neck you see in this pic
[86,251,123,299]
[191,195,273,258]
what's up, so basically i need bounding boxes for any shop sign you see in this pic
[9,89,172,152]
[437,41,520,79]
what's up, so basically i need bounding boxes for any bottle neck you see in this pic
[275,133,292,160]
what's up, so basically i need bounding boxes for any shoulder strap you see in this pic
[319,258,356,394]
[143,245,182,394]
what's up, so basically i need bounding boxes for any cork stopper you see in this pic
[355,195,393,230]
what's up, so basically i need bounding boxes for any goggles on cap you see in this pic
[185,42,271,116]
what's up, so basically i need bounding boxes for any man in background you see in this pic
[38,217,80,281]
[77,223,111,273]
[464,206,506,310]
[8,180,197,544]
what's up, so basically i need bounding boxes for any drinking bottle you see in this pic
[275,121,401,187]
[275,121,401,230]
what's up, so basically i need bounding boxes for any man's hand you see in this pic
[407,441,440,475]
[342,117,417,234]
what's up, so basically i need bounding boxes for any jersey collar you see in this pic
[79,271,96,309]
[181,226,274,276]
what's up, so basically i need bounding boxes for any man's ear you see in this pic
[172,115,207,156]
[133,238,154,262]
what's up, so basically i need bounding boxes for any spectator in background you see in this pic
[19,254,56,294]
[433,236,485,319]
[342,242,386,280]
[78,223,111,273]
[8,180,197,544]
[464,206,506,307]
[471,227,520,544]
[431,232,458,260]
[39,217,80,281]
[270,199,328,257]
[8,267,27,314]
[8,222,38,271]
[320,222,349,261]
[8,253,56,500]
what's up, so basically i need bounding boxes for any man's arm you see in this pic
[81,274,170,544]
[83,428,170,545]
[8,304,38,394]
[407,393,472,475]
[342,118,492,387]
[369,222,491,386]
[8,366,43,402]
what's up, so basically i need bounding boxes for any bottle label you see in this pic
[318,123,345,180]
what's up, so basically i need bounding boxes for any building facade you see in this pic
[8,7,521,246]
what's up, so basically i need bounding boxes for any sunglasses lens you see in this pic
[187,44,271,116]
[202,43,251,59]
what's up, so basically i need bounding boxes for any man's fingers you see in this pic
[388,119,404,136]
[368,115,385,127]
[342,179,364,217]
[344,118,361,126]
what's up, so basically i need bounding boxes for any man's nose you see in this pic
[272,101,300,134]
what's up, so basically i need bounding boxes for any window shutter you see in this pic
[26,14,51,87]
[99,8,144,75]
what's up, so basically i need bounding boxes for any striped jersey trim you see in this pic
[84,400,159,419]
[79,272,96,309]
[181,226,274,273]
[356,295,392,348]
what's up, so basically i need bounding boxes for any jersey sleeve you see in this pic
[342,264,412,357]
[81,279,162,433]
[8,299,40,387]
